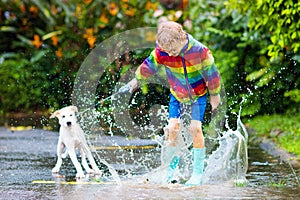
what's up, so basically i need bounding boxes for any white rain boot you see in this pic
[161,145,180,183]
[185,147,206,186]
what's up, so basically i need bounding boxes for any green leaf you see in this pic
[270,35,278,43]
[0,52,19,60]
[0,26,17,32]
[246,68,267,82]
[31,0,54,25]
[120,64,131,75]
[284,89,300,103]
[42,30,63,41]
[129,0,138,6]
[256,71,275,87]
[278,40,284,48]
[17,34,33,46]
[30,50,48,63]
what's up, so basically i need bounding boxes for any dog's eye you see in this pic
[70,114,73,117]
[62,115,65,118]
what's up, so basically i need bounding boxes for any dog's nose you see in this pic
[67,122,72,126]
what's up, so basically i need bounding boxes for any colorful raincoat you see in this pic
[135,34,221,103]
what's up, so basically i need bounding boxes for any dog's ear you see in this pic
[50,111,60,119]
[70,106,78,113]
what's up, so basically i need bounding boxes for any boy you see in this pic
[123,21,221,185]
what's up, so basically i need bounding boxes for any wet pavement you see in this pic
[1,127,300,200]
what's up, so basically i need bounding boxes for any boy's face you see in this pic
[159,38,187,57]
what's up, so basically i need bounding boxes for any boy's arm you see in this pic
[135,49,159,81]
[202,49,221,110]
[202,49,221,96]
[121,49,159,93]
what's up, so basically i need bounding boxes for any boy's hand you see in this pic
[118,84,131,93]
[210,94,221,111]
[122,78,138,93]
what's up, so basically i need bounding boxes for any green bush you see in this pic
[0,0,299,128]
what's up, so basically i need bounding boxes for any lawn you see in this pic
[246,113,300,157]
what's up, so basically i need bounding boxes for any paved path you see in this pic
[0,127,159,199]
[1,127,299,200]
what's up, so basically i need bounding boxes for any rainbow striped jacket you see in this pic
[135,34,221,103]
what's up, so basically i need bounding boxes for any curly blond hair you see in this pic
[157,21,186,48]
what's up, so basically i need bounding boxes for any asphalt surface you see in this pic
[0,128,57,184]
[1,127,300,200]
[0,128,59,199]
[0,127,159,199]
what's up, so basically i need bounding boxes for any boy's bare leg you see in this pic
[190,120,204,148]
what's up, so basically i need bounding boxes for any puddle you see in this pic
[1,128,300,199]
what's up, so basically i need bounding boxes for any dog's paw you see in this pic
[52,173,64,178]
[76,172,85,179]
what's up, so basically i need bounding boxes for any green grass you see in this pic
[234,178,248,187]
[246,113,300,157]
[268,180,287,188]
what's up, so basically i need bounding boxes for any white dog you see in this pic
[50,106,102,178]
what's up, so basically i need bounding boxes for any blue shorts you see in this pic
[169,94,207,122]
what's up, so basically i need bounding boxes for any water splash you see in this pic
[68,27,247,185]
[72,91,248,186]
[203,109,248,184]
[136,107,248,185]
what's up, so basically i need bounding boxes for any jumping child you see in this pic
[122,21,221,186]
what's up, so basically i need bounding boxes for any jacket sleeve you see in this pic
[202,49,221,95]
[135,49,159,80]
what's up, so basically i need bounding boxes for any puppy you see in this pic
[50,106,102,178]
